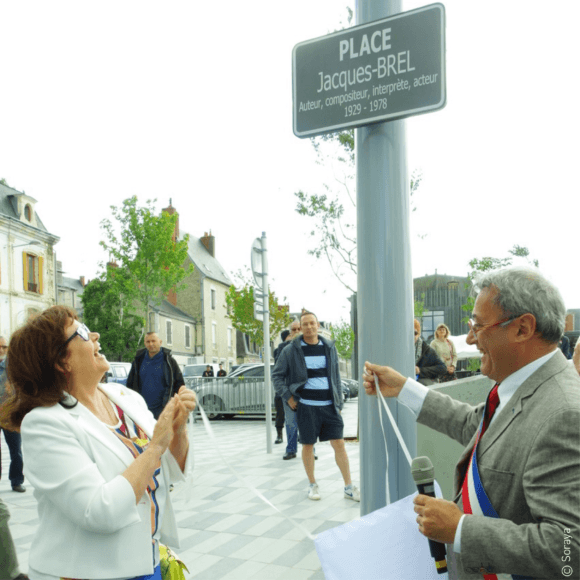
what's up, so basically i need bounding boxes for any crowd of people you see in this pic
[0,265,578,579]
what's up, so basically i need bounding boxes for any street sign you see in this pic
[251,238,263,287]
[253,302,264,322]
[292,3,446,138]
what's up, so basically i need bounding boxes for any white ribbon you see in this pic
[177,401,316,541]
[375,376,414,505]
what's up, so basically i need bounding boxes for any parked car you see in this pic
[228,363,273,379]
[187,363,275,420]
[341,382,350,403]
[341,378,359,398]
[105,362,132,386]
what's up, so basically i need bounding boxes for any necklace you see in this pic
[96,390,118,426]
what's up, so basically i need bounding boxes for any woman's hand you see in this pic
[172,386,197,436]
[363,362,407,398]
[415,366,420,375]
[150,398,176,454]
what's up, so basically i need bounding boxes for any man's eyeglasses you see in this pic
[468,317,516,335]
[59,324,91,352]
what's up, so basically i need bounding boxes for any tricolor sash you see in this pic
[462,412,532,580]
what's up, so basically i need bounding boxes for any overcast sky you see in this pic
[1,0,578,325]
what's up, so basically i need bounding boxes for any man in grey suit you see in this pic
[364,267,579,579]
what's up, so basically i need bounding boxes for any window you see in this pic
[24,204,32,221]
[185,325,191,349]
[149,312,156,333]
[166,320,173,345]
[420,310,445,341]
[22,253,43,294]
[212,322,217,346]
[227,327,232,350]
[211,288,216,310]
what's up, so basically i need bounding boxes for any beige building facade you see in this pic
[0,184,59,337]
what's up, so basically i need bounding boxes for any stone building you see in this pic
[0,183,59,337]
[56,260,85,319]
[147,299,196,368]
[160,203,236,371]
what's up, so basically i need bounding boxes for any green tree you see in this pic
[295,130,423,294]
[330,320,355,360]
[81,273,144,361]
[414,292,426,318]
[225,272,291,349]
[99,196,193,330]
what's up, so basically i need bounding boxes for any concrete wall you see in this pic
[416,373,494,500]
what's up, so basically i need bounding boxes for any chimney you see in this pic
[162,200,180,307]
[80,276,85,287]
[162,199,179,242]
[201,231,215,257]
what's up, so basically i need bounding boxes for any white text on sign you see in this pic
[339,29,392,61]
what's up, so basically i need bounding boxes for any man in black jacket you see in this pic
[127,332,184,418]
[272,312,360,502]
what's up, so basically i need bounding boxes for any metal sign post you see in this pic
[251,233,273,453]
[356,0,418,516]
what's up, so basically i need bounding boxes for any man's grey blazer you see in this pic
[418,350,580,579]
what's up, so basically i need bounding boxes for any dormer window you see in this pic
[24,204,32,222]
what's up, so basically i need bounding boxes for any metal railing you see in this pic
[184,376,276,418]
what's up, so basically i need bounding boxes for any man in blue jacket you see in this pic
[272,312,360,502]
[127,332,184,418]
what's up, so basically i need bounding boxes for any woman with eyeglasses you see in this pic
[413,319,447,386]
[0,306,196,580]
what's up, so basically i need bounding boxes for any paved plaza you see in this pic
[2,397,360,579]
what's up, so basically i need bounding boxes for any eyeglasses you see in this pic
[59,323,91,351]
[468,317,516,335]
[0,345,8,350]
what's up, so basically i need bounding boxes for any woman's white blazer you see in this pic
[21,382,192,579]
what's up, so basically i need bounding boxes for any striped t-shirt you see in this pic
[299,339,333,406]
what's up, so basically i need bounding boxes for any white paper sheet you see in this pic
[315,481,450,580]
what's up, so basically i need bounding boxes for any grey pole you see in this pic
[357,0,418,516]
[261,232,273,454]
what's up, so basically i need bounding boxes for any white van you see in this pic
[183,363,220,378]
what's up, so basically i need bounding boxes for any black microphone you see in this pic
[411,456,448,575]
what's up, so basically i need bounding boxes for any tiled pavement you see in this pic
[2,398,360,579]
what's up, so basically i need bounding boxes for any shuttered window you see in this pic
[22,253,43,294]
